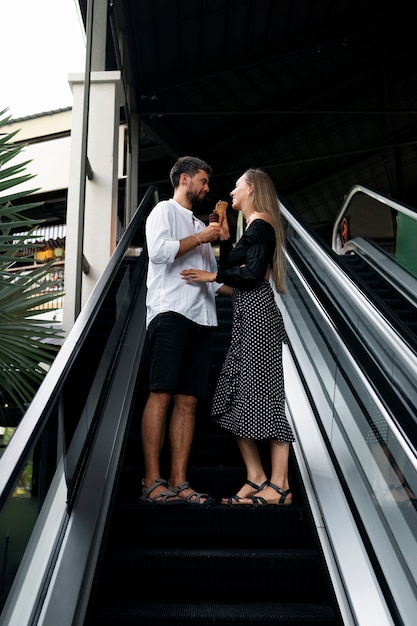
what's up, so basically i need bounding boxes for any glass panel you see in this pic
[332,355,417,586]
[0,189,152,618]
[0,415,60,611]
[396,212,417,278]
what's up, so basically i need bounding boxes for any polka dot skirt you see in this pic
[212,281,295,442]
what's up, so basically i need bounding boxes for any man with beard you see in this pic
[141,156,229,505]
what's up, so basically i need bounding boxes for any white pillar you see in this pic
[63,75,85,335]
[63,71,122,334]
[125,112,140,225]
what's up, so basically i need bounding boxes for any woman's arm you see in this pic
[180,269,217,283]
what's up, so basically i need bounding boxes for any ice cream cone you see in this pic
[213,200,228,225]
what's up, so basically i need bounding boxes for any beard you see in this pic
[186,181,205,205]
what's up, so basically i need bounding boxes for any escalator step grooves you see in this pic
[93,601,336,624]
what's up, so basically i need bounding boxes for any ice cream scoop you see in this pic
[209,211,219,223]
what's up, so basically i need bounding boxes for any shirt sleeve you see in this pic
[146,202,180,264]
[216,222,274,289]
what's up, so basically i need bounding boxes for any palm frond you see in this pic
[0,109,63,412]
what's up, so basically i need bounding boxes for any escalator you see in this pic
[83,294,343,625]
[280,191,417,625]
[331,184,417,349]
[1,186,417,625]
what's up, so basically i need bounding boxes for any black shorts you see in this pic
[147,312,212,398]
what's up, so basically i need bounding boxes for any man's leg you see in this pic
[168,393,212,503]
[169,393,197,488]
[142,390,172,497]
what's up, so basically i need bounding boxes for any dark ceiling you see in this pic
[91,0,417,241]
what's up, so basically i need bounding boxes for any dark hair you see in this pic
[169,156,212,188]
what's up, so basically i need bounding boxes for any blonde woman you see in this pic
[181,168,294,505]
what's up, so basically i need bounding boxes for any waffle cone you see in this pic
[214,200,228,224]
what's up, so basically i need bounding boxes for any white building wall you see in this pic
[3,111,126,197]
[3,108,128,333]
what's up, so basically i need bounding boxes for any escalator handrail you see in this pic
[341,237,417,308]
[285,242,417,461]
[331,184,417,254]
[281,200,417,379]
[0,186,156,512]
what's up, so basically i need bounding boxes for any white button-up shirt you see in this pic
[145,199,221,327]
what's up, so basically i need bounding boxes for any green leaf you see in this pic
[0,109,63,413]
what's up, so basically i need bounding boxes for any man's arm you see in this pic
[176,223,221,258]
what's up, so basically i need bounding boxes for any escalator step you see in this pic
[91,601,337,625]
[106,502,308,550]
[99,547,323,603]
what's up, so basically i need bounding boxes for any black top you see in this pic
[216,219,275,289]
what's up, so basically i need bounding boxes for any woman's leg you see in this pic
[251,441,292,504]
[269,440,291,491]
[239,440,292,505]
[236,437,268,486]
[222,437,268,503]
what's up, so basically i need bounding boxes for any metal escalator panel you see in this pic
[285,209,417,433]
[279,201,417,626]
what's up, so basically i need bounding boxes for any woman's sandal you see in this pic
[248,481,292,506]
[170,480,215,505]
[141,478,185,505]
[221,479,269,505]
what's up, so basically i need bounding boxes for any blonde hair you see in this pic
[244,168,286,293]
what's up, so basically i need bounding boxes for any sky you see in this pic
[1,0,86,119]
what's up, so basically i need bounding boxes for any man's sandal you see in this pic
[248,481,292,506]
[169,481,215,505]
[221,479,269,505]
[141,478,185,505]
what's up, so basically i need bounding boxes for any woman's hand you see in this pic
[220,215,230,241]
[181,269,216,283]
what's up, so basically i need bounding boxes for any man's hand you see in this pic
[177,224,220,258]
[198,223,221,243]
